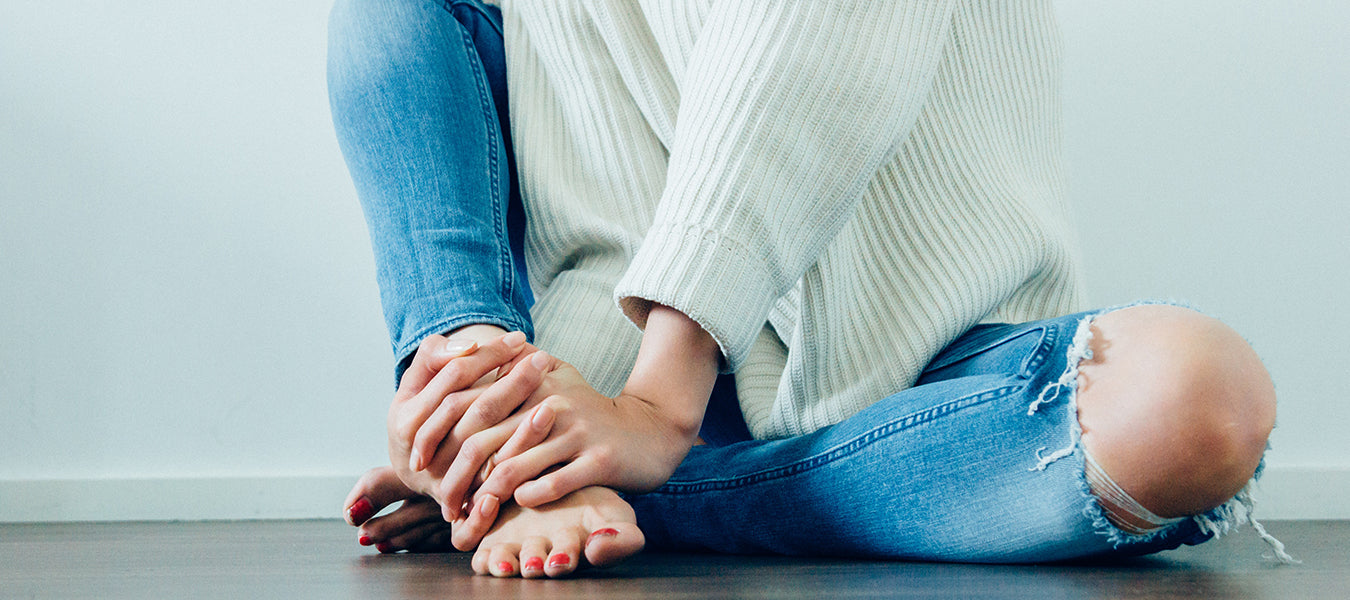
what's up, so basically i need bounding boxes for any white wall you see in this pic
[1,1,1346,521]
[1058,0,1350,517]
[0,1,392,518]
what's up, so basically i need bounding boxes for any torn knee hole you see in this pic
[1083,451,1184,535]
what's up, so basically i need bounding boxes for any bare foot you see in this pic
[344,466,454,553]
[470,486,644,578]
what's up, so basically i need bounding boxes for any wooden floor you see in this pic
[1,519,1343,599]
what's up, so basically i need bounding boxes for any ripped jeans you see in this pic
[327,0,1267,562]
[633,308,1262,560]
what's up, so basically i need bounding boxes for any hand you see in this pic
[386,329,542,500]
[431,357,700,549]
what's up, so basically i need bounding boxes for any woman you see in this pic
[327,0,1288,578]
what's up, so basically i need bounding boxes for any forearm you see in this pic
[620,303,722,442]
[615,2,955,374]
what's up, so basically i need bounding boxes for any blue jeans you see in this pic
[327,0,1226,561]
[328,0,532,384]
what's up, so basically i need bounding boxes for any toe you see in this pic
[384,520,451,553]
[357,497,442,547]
[487,544,521,578]
[583,522,645,568]
[344,466,414,526]
[407,528,455,553]
[471,547,490,575]
[544,533,582,578]
[518,536,549,579]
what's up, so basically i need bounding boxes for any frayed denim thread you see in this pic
[1025,300,1298,564]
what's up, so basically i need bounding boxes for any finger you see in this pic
[392,332,529,443]
[343,466,415,526]
[357,496,443,544]
[473,434,577,512]
[495,401,556,465]
[394,334,447,400]
[451,494,501,552]
[395,334,475,400]
[451,351,554,447]
[437,423,519,521]
[407,387,478,472]
[414,396,504,486]
[514,459,599,508]
[411,350,550,474]
[496,341,549,379]
[419,337,479,378]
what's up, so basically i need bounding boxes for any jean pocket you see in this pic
[920,323,1051,380]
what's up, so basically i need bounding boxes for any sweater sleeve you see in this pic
[614,1,957,372]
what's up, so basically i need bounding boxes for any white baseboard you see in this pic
[0,476,358,522]
[1,467,1345,522]
[1245,466,1350,520]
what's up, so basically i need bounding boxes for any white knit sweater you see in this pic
[502,0,1085,440]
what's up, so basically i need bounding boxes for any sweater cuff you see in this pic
[614,222,781,374]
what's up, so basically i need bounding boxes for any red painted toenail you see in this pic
[358,535,373,546]
[548,554,570,568]
[587,528,619,544]
[348,498,374,524]
[523,557,544,571]
[497,561,514,574]
[376,542,394,553]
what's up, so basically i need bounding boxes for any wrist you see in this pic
[621,304,720,437]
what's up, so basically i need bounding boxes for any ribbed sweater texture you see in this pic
[500,0,1085,440]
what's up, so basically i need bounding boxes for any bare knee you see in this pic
[1075,305,1275,526]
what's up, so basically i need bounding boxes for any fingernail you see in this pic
[548,553,570,568]
[347,497,374,524]
[502,331,527,349]
[529,351,550,370]
[408,448,422,472]
[523,557,544,571]
[443,339,477,356]
[479,494,499,518]
[587,528,619,545]
[358,535,373,546]
[531,405,553,429]
[496,561,514,574]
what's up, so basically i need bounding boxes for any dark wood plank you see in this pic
[1,519,1343,599]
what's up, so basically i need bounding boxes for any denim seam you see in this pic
[654,384,1026,494]
[1020,324,1057,379]
[444,2,523,343]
